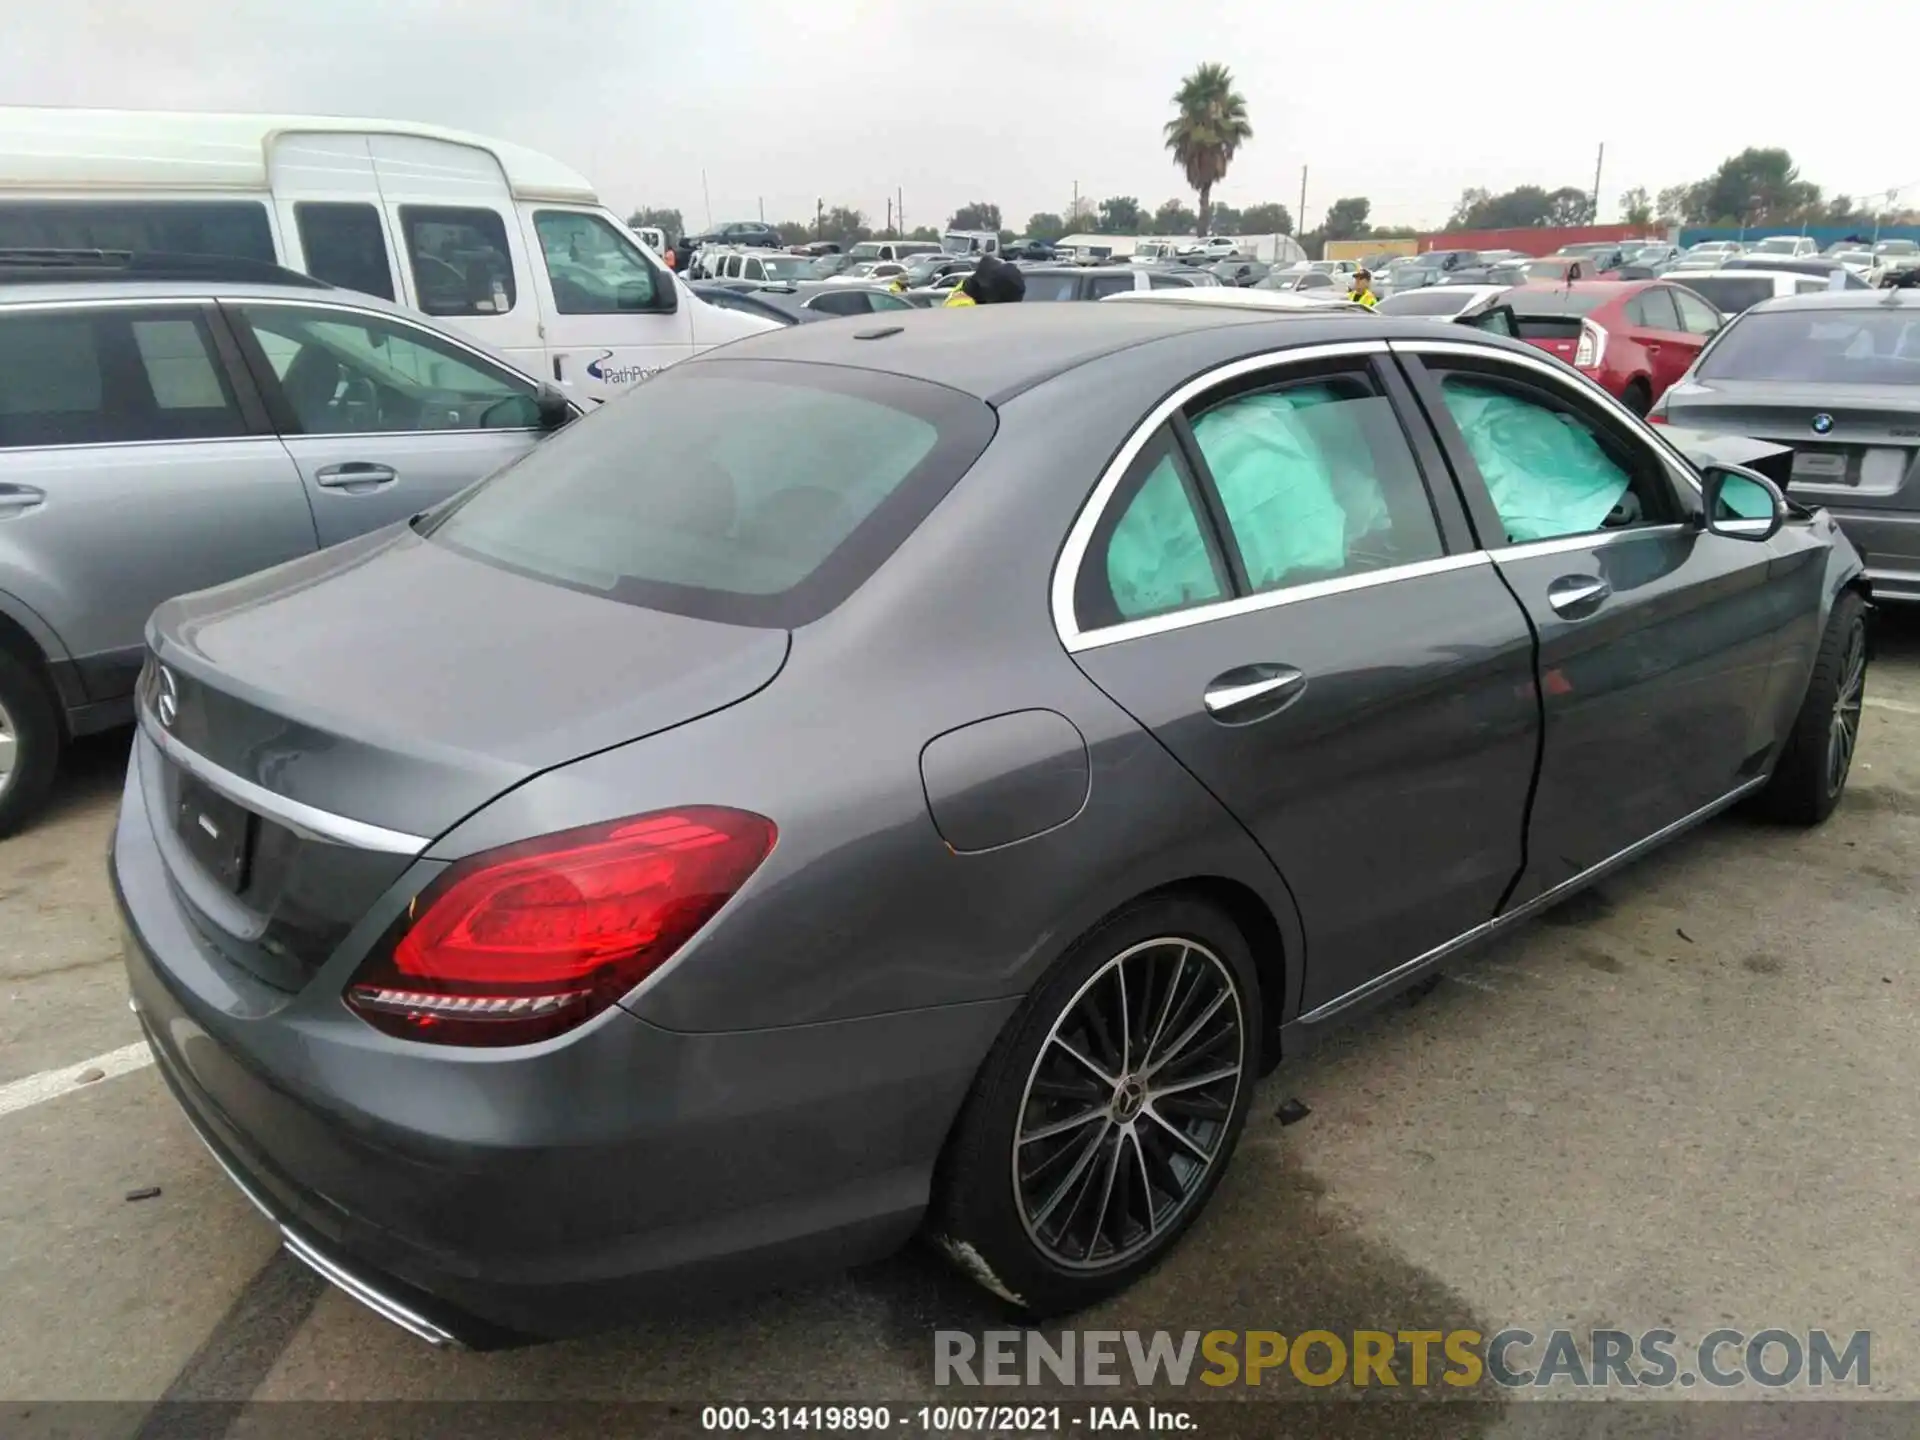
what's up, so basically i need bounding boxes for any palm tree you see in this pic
[1163,64,1253,237]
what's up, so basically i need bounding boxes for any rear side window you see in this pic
[399,206,516,317]
[1189,372,1444,591]
[294,202,395,300]
[1628,288,1681,330]
[0,308,244,447]
[0,201,273,262]
[1080,427,1229,627]
[426,359,997,626]
[1023,275,1080,302]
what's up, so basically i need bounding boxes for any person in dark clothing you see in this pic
[945,252,1026,307]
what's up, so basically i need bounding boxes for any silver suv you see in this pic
[0,252,573,833]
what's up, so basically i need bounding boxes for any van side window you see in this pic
[0,201,274,262]
[398,206,517,317]
[294,202,395,300]
[533,211,666,314]
[0,308,246,448]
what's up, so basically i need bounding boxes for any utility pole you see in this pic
[815,197,824,241]
[1297,165,1308,239]
[702,170,713,230]
[886,196,893,235]
[758,195,764,223]
[1590,142,1604,225]
[898,187,905,237]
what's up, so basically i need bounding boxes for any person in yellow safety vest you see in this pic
[1348,267,1380,308]
[944,253,1026,307]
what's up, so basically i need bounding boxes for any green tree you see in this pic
[1152,198,1199,233]
[817,206,869,246]
[774,221,811,246]
[1097,196,1144,234]
[1208,202,1243,234]
[1545,186,1596,225]
[1448,187,1493,229]
[1238,202,1293,235]
[1654,185,1691,225]
[627,207,686,240]
[948,201,1002,232]
[1688,148,1819,225]
[1163,62,1253,236]
[908,225,941,242]
[1323,196,1372,241]
[1024,212,1067,243]
[1449,184,1592,230]
[1619,187,1653,227]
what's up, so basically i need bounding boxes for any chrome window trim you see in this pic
[1387,338,1705,494]
[1487,522,1690,563]
[137,702,428,855]
[1068,552,1490,652]
[0,297,215,313]
[1051,339,1392,649]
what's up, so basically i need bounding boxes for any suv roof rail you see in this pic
[0,248,333,289]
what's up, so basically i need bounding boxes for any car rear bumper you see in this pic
[113,753,1018,1343]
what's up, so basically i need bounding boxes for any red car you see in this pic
[1506,280,1724,415]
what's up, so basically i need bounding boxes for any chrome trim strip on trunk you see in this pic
[1294,774,1770,1027]
[136,704,429,856]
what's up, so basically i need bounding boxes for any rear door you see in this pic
[1060,341,1540,1013]
[224,298,547,547]
[0,302,314,700]
[266,132,402,301]
[1626,286,1696,399]
[1395,339,1786,909]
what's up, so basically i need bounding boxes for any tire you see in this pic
[1621,379,1652,417]
[1756,590,1867,826]
[929,896,1262,1316]
[0,644,62,839]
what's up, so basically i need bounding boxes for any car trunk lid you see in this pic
[140,526,790,986]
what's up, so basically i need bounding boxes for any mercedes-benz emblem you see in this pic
[155,665,179,729]
[1810,413,1835,435]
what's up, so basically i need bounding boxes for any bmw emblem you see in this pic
[1810,413,1834,435]
[155,665,179,729]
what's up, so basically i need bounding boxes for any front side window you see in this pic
[1080,428,1228,627]
[294,202,395,300]
[399,206,516,317]
[534,211,665,314]
[1088,273,1135,299]
[1189,372,1444,592]
[0,308,244,448]
[427,359,995,626]
[1436,372,1674,544]
[234,304,534,435]
[1672,288,1722,336]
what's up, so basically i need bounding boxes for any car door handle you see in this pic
[0,483,46,518]
[1546,574,1611,617]
[313,462,398,492]
[1204,664,1307,723]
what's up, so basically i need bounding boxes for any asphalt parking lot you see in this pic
[3,618,1918,1439]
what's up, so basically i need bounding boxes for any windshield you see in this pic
[807,254,853,278]
[1675,276,1775,316]
[427,360,997,626]
[1877,241,1919,256]
[1753,238,1801,254]
[1376,290,1469,316]
[849,243,884,259]
[1700,309,1920,385]
[1524,260,1572,280]
[757,256,812,280]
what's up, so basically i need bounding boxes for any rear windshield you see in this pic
[1699,310,1920,385]
[1674,276,1774,316]
[426,359,997,626]
[1513,317,1584,341]
[1509,290,1610,317]
[1376,290,1467,315]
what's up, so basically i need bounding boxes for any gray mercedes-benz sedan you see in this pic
[115,303,1868,1345]
[1653,288,1920,603]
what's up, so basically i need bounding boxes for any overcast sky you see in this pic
[9,0,1919,235]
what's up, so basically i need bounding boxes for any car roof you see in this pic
[1746,289,1920,314]
[683,302,1538,406]
[0,276,421,313]
[1672,269,1798,281]
[1104,289,1363,313]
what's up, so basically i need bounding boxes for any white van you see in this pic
[847,239,940,264]
[0,107,776,405]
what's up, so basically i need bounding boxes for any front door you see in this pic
[1061,348,1540,1011]
[519,206,693,405]
[1397,343,1783,907]
[224,299,548,547]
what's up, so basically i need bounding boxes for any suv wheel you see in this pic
[0,646,62,838]
[931,897,1260,1315]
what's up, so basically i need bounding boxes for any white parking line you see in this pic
[0,1042,154,1119]
[1865,696,1920,717]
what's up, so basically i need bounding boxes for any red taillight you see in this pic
[345,807,776,1046]
[1647,413,1668,425]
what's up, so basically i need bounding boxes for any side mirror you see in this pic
[535,381,575,432]
[1699,464,1786,541]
